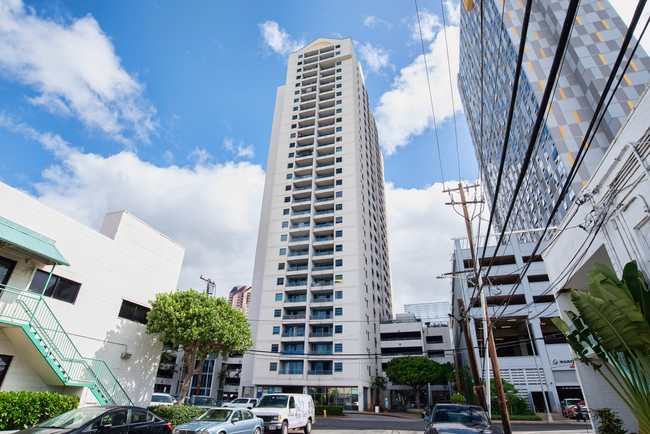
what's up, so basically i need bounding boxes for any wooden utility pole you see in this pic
[457,299,487,409]
[195,275,215,396]
[445,183,511,434]
[452,352,462,394]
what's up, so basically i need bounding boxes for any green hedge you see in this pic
[315,405,343,416]
[148,405,206,427]
[451,394,466,403]
[0,391,79,430]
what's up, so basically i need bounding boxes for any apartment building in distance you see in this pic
[240,37,393,411]
[229,285,252,316]
[458,0,650,237]
[404,301,451,326]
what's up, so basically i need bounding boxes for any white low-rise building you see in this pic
[543,85,650,432]
[0,181,184,407]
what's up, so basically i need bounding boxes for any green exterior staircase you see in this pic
[0,285,132,405]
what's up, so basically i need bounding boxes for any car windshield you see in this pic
[197,409,232,422]
[152,395,172,403]
[233,399,248,403]
[37,407,110,429]
[432,405,489,425]
[257,395,288,408]
[193,397,217,406]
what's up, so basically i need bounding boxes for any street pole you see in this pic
[195,275,215,396]
[458,299,487,409]
[446,183,511,433]
[526,317,553,422]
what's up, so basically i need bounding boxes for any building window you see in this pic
[284,197,291,203]
[270,362,277,371]
[335,168,342,174]
[334,362,342,372]
[293,107,298,112]
[281,234,288,241]
[286,174,293,180]
[335,230,343,238]
[335,259,343,267]
[335,191,342,197]
[298,54,303,58]
[118,300,150,324]
[335,244,343,252]
[336,60,341,65]
[278,263,285,270]
[336,83,342,88]
[335,217,342,223]
[335,343,342,353]
[277,278,284,285]
[274,309,281,318]
[335,204,343,210]
[271,344,279,353]
[336,91,342,96]
[335,307,343,316]
[285,185,291,191]
[294,99,299,103]
[287,163,293,168]
[336,137,342,142]
[336,179,342,185]
[282,221,289,228]
[275,293,283,301]
[335,118,342,123]
[28,270,81,304]
[273,326,280,335]
[289,152,294,157]
[335,324,343,333]
[291,123,297,128]
[283,209,290,215]
[0,355,12,387]
[336,108,342,113]
[279,248,287,255]
[335,274,343,282]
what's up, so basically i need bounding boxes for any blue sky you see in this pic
[2,0,641,311]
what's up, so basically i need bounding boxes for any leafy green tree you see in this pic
[146,289,253,403]
[553,261,650,433]
[386,357,445,407]
[489,379,531,415]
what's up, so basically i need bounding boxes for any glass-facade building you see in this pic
[458,0,650,237]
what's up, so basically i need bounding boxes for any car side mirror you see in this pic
[232,417,240,422]
[100,420,113,429]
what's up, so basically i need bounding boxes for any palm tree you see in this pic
[553,261,650,433]
[370,375,387,409]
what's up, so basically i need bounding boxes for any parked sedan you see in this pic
[222,398,258,409]
[172,408,263,434]
[151,393,178,406]
[16,406,172,433]
[424,403,503,434]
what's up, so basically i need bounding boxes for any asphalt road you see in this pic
[310,413,595,433]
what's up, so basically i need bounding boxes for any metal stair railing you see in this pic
[0,284,132,405]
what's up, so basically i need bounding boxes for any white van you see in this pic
[251,393,315,433]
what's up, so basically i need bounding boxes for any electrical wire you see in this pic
[486,5,649,322]
[415,0,446,185]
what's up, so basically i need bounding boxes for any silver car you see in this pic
[172,408,263,434]
[222,398,258,409]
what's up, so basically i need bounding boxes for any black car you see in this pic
[424,403,503,434]
[17,405,172,433]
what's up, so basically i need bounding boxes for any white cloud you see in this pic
[386,182,472,313]
[24,139,265,297]
[375,19,461,155]
[223,137,255,159]
[188,147,212,165]
[363,16,392,29]
[611,2,650,54]
[0,0,156,145]
[443,0,461,26]
[258,21,304,57]
[410,8,441,42]
[357,42,391,73]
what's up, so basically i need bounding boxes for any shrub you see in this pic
[148,405,206,427]
[592,408,627,434]
[315,405,344,416]
[0,391,79,430]
[451,394,466,403]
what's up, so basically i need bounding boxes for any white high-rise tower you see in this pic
[240,38,393,411]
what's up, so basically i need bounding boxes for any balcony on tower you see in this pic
[281,343,304,355]
[309,325,332,338]
[279,361,304,375]
[284,292,306,305]
[308,361,332,375]
[281,325,305,338]
[309,342,332,355]
[283,308,306,321]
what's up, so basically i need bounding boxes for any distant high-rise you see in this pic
[404,301,450,325]
[229,285,252,316]
[458,0,650,236]
[240,37,393,411]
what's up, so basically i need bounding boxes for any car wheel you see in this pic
[281,421,289,434]
[254,428,261,434]
[303,418,312,434]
